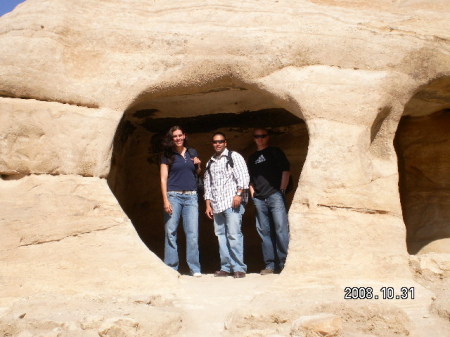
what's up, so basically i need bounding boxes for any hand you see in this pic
[164,201,173,215]
[205,205,214,219]
[191,157,201,166]
[232,195,242,208]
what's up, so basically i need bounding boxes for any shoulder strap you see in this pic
[186,147,195,157]
[206,159,212,172]
[205,159,213,182]
[226,150,234,169]
[205,150,235,177]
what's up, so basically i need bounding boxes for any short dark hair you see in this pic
[253,127,269,135]
[212,131,226,140]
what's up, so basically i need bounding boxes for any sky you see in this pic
[0,0,26,17]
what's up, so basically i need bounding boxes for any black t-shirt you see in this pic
[247,146,290,199]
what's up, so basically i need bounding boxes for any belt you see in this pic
[170,190,197,195]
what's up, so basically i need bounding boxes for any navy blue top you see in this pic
[161,148,198,191]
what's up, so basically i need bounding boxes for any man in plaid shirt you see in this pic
[204,132,250,278]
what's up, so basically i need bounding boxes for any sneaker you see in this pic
[192,272,202,278]
[260,268,274,275]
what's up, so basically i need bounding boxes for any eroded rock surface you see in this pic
[1,0,449,336]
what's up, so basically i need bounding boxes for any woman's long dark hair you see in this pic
[162,125,188,165]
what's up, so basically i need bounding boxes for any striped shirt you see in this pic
[204,148,250,214]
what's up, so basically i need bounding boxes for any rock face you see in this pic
[0,0,449,336]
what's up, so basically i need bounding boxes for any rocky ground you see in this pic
[1,268,449,337]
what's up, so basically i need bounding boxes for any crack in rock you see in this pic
[18,225,120,247]
[316,203,390,215]
[0,94,99,109]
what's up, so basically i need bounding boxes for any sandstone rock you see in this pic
[291,313,342,337]
[410,253,450,323]
[410,253,450,280]
[0,0,449,336]
[98,317,139,337]
[16,331,33,337]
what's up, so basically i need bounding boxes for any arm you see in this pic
[205,199,213,219]
[190,148,202,175]
[160,163,172,214]
[274,147,290,193]
[203,161,211,201]
[192,157,202,175]
[232,153,250,208]
[203,160,213,218]
[280,171,290,194]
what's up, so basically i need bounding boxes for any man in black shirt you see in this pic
[248,128,290,275]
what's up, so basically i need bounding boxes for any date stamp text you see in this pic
[344,287,415,300]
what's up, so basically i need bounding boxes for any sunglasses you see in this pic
[212,140,226,144]
[254,134,268,139]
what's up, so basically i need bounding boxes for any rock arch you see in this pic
[107,80,309,273]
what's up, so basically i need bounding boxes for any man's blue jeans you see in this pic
[213,204,247,273]
[163,192,201,274]
[253,191,289,270]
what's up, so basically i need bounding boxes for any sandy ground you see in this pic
[173,273,278,337]
[170,271,450,337]
[1,266,449,336]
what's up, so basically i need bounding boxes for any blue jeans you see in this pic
[213,204,247,273]
[164,192,201,274]
[253,191,289,270]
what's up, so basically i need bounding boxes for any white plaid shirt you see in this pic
[204,148,250,214]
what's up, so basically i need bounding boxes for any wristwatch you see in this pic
[235,191,242,197]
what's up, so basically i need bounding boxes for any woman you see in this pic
[160,126,202,276]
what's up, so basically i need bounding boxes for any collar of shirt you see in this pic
[170,148,188,157]
[211,147,229,161]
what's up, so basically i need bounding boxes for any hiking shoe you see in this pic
[214,270,232,277]
[233,271,246,278]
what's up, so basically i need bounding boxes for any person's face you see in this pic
[253,129,269,147]
[212,135,227,154]
[172,129,185,147]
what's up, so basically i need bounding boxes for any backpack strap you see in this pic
[186,147,195,158]
[205,150,234,180]
[206,160,212,177]
[226,150,234,169]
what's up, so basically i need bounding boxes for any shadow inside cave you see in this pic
[107,87,309,274]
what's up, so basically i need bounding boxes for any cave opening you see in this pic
[107,85,309,273]
[395,76,450,254]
